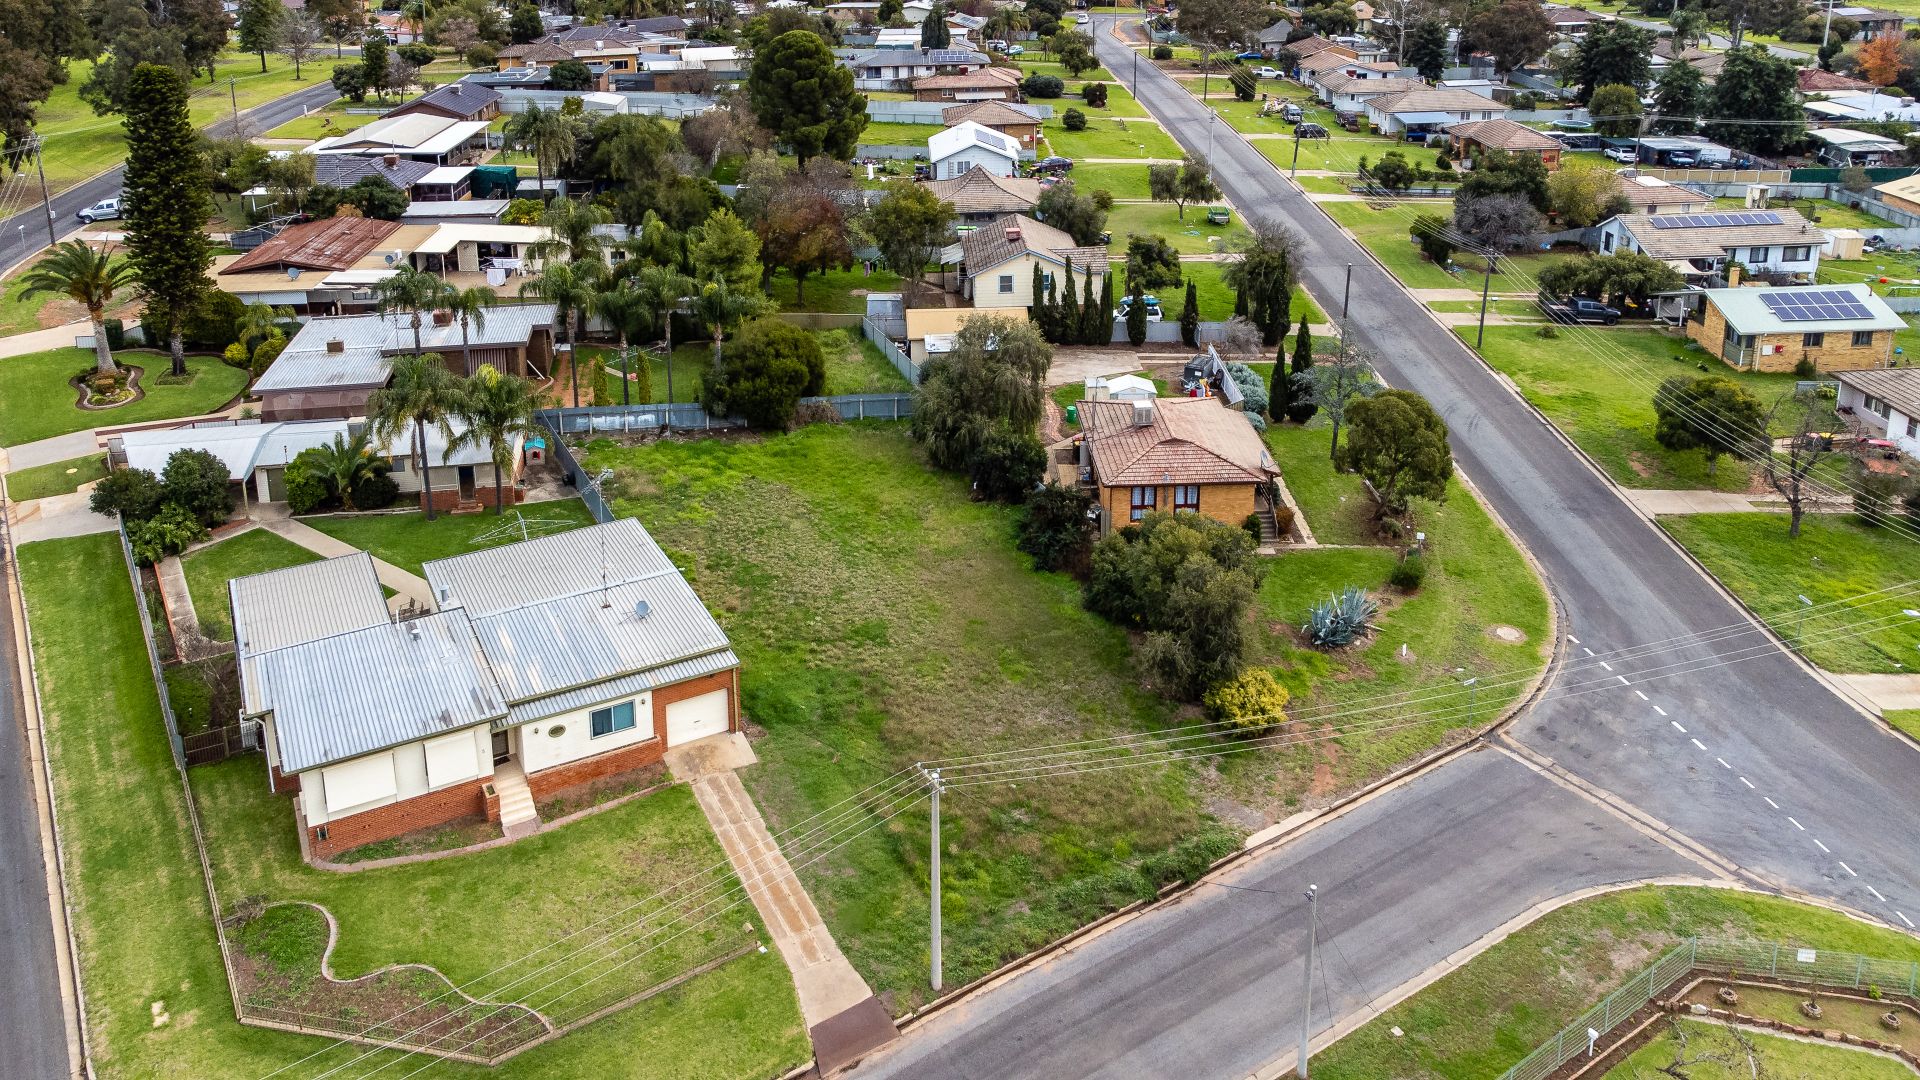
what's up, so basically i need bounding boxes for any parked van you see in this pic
[1281,102,1303,123]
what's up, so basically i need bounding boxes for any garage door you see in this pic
[666,689,730,745]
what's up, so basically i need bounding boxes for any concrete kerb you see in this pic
[0,482,90,1079]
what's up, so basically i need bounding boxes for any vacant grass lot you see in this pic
[1072,162,1153,199]
[1661,513,1920,673]
[303,497,596,576]
[180,529,322,641]
[1110,262,1326,325]
[858,121,946,146]
[1043,115,1183,159]
[1468,326,1805,492]
[4,452,106,501]
[17,531,809,1079]
[0,348,249,447]
[1319,202,1569,292]
[593,329,908,406]
[767,265,903,313]
[1818,253,1920,296]
[1259,134,1431,176]
[1104,201,1246,255]
[590,342,710,406]
[260,98,378,140]
[1607,1018,1910,1079]
[1313,885,1920,1080]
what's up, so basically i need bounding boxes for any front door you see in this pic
[458,465,477,500]
[491,729,509,765]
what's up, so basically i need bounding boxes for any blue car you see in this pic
[1235,50,1263,60]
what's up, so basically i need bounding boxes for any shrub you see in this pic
[90,467,165,523]
[1152,45,1173,60]
[464,42,497,67]
[1389,552,1427,591]
[1244,410,1267,433]
[351,470,400,510]
[284,461,329,514]
[1063,107,1088,131]
[1203,668,1290,734]
[1137,825,1241,891]
[1082,81,1108,107]
[1304,586,1377,648]
[251,332,288,376]
[968,424,1046,502]
[1535,324,1559,339]
[1793,357,1818,379]
[1243,512,1262,543]
[222,342,251,369]
[705,317,823,429]
[162,448,234,527]
[1019,482,1097,573]
[397,42,436,67]
[128,504,208,565]
[791,399,843,427]
[1226,362,1268,417]
[1854,465,1909,529]
[1088,512,1265,699]
[502,198,545,225]
[1090,188,1114,211]
[181,290,247,350]
[1022,74,1064,98]
[104,318,127,351]
[1274,505,1294,539]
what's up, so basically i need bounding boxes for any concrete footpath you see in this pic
[255,515,433,607]
[6,491,116,545]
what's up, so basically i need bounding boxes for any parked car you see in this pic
[1115,295,1165,321]
[1235,50,1263,60]
[1206,206,1232,225]
[1075,12,1090,22]
[1033,156,1074,173]
[1255,65,1281,78]
[1280,102,1303,123]
[1603,146,1637,163]
[1006,44,1025,55]
[1538,295,1622,325]
[1295,122,1329,139]
[1665,152,1696,167]
[75,197,122,224]
[987,38,1009,51]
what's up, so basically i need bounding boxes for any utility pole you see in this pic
[1291,129,1302,178]
[1476,252,1497,349]
[229,77,240,133]
[1297,883,1318,1078]
[1341,262,1353,322]
[922,765,945,992]
[33,138,55,246]
[1820,0,1835,52]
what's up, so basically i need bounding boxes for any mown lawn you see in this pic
[1468,325,1805,492]
[1817,253,1920,297]
[1043,115,1183,159]
[4,452,106,501]
[303,496,597,576]
[1318,202,1567,292]
[1259,134,1435,176]
[1313,884,1920,1080]
[592,329,908,407]
[1607,1018,1912,1080]
[590,342,711,406]
[1660,513,1920,673]
[1885,708,1920,739]
[18,530,809,1080]
[858,121,946,146]
[1104,201,1247,255]
[1110,261,1325,324]
[259,98,379,140]
[766,265,903,313]
[1072,162,1153,199]
[0,348,249,447]
[179,529,323,641]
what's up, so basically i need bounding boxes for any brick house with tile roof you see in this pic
[942,100,1043,148]
[1447,118,1562,170]
[1076,396,1279,535]
[924,166,1042,221]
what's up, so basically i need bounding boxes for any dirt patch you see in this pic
[1487,623,1529,644]
[535,760,669,820]
[1306,730,1342,797]
[1626,451,1660,479]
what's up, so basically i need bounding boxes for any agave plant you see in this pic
[1305,586,1378,649]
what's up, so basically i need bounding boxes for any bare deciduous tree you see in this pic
[1758,391,1846,539]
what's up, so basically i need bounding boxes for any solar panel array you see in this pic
[973,126,1014,153]
[1647,211,1783,229]
[928,49,981,63]
[1758,289,1875,323]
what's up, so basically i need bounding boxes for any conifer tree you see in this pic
[122,63,211,377]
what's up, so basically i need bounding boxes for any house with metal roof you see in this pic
[309,114,493,167]
[1684,284,1903,372]
[928,120,1020,179]
[912,65,1021,103]
[1072,395,1280,536]
[1610,173,1712,215]
[1362,87,1508,135]
[957,214,1109,309]
[1833,367,1920,459]
[844,47,987,90]
[942,101,1043,150]
[235,518,741,859]
[1594,208,1824,281]
[1806,127,1908,167]
[382,81,504,123]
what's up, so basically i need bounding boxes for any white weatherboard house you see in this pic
[928,121,1019,179]
[237,519,740,860]
[1594,208,1824,280]
[1835,368,1920,459]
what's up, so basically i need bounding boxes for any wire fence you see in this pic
[1496,938,1920,1080]
[861,314,923,385]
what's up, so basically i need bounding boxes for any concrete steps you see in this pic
[492,760,540,834]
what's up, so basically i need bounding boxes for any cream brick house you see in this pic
[1685,285,1903,373]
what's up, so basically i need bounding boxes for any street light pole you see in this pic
[1476,253,1497,348]
[923,765,945,992]
[1297,883,1318,1078]
[1341,262,1353,321]
[1291,129,1302,179]
[33,138,55,247]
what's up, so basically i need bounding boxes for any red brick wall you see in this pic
[417,484,524,511]
[526,737,666,801]
[651,668,739,734]
[271,763,302,794]
[306,779,489,858]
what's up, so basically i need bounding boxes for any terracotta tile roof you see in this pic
[913,66,1021,91]
[222,217,403,275]
[1081,396,1277,486]
[1447,117,1559,151]
[1288,35,1343,58]
[497,40,573,62]
[960,214,1110,274]
[942,100,1042,128]
[1299,50,1359,74]
[1611,174,1711,209]
[1799,67,1878,92]
[924,166,1042,213]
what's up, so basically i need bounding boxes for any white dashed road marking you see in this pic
[1787,817,1804,831]
[1671,721,1687,734]
[1652,705,1667,717]
[1690,738,1707,751]
[1813,839,1830,853]
[1570,635,1582,645]
[1740,776,1755,788]
[1840,862,1857,877]
[1869,885,1888,902]
[1716,758,1730,769]
[1634,690,1648,701]
[1764,796,1780,808]
[1599,661,1614,672]
[1899,912,1915,929]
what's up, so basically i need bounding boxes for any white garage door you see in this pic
[666,689,730,745]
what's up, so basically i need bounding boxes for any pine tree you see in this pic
[122,64,211,377]
[1234,286,1248,318]
[1029,262,1048,336]
[1179,279,1199,348]
[1287,315,1318,424]
[1060,257,1079,344]
[1079,264,1099,344]
[1270,336,1291,422]
[1099,272,1114,345]
[1126,279,1148,346]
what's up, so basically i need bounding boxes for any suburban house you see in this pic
[1827,4,1908,39]
[252,305,556,420]
[942,101,1042,148]
[1610,172,1713,215]
[924,165,1042,223]
[1256,18,1294,54]
[382,81,503,123]
[1305,58,1403,97]
[309,113,492,167]
[1833,367,1920,457]
[1363,88,1508,135]
[212,220,552,312]
[110,415,524,512]
[929,121,1020,178]
[1872,173,1920,215]
[216,217,407,314]
[1798,67,1879,93]
[1297,49,1367,86]
[1546,7,1604,37]
[1802,89,1920,124]
[1806,127,1907,167]
[309,154,438,198]
[1447,118,1562,170]
[1595,208,1824,280]
[821,0,882,20]
[1071,396,1280,536]
[957,214,1108,309]
[1316,74,1426,114]
[845,47,987,90]
[237,518,740,859]
[1684,284,1902,372]
[913,66,1022,103]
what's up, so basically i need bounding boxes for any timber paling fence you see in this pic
[1496,938,1920,1080]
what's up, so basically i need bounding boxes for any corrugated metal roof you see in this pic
[253,304,555,394]
[255,610,508,773]
[423,517,673,615]
[233,555,393,711]
[503,648,738,728]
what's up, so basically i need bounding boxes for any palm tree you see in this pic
[311,430,379,510]
[629,264,696,407]
[587,281,652,407]
[443,286,495,375]
[18,241,137,375]
[234,302,292,354]
[505,105,578,196]
[368,352,461,521]
[531,197,610,267]
[451,364,541,514]
[519,261,599,407]
[374,265,454,352]
[690,280,774,370]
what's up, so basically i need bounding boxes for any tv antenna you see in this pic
[469,509,578,547]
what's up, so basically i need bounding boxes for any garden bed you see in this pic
[69,362,144,410]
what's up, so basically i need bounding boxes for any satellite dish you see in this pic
[633,599,652,620]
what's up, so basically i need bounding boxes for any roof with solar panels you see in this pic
[1610,208,1822,259]
[1700,284,1904,336]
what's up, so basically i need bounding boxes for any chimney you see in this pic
[1131,398,1155,427]
[384,153,400,167]
[433,309,454,326]
[326,338,346,353]
[1727,263,1743,287]
[1005,225,1021,241]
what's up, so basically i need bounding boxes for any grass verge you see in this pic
[5,453,107,501]
[0,348,249,447]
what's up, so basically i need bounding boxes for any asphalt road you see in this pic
[0,74,342,1080]
[851,22,1920,1078]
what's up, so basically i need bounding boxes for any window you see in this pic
[1173,485,1200,513]
[1129,485,1157,521]
[1783,245,1812,261]
[1854,330,1877,347]
[590,700,638,738]
[1601,232,1614,253]
[1802,332,1824,347]
[1747,247,1770,263]
[1907,416,1918,439]
[998,274,1014,293]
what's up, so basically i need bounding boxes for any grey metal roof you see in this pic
[311,154,438,191]
[423,516,673,616]
[503,648,738,728]
[254,610,509,774]
[390,80,503,119]
[253,304,556,394]
[232,553,392,672]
